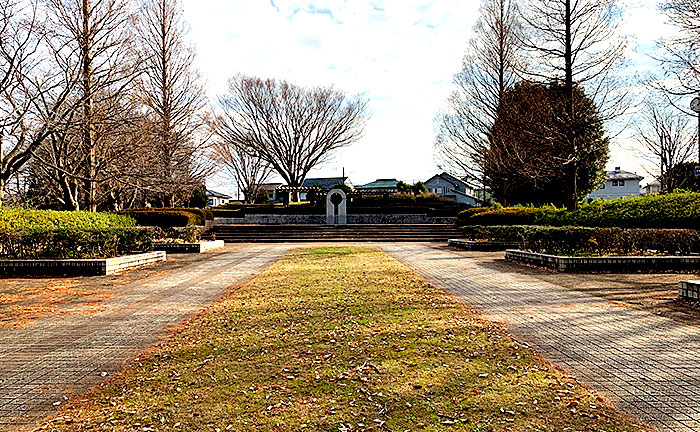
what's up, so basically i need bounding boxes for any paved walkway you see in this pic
[0,244,294,431]
[382,243,700,432]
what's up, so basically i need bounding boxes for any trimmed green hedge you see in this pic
[460,225,700,255]
[118,208,212,227]
[0,207,135,230]
[457,192,700,229]
[0,228,153,259]
[557,193,700,228]
[468,207,547,226]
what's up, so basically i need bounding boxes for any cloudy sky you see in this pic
[181,0,683,192]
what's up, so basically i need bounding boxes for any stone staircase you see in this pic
[208,224,460,242]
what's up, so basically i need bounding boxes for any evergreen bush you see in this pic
[0,228,153,259]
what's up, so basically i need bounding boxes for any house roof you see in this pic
[426,172,472,189]
[207,189,232,199]
[356,178,399,189]
[606,169,644,181]
[258,183,283,191]
[302,177,351,190]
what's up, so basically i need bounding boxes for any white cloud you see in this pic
[185,0,690,193]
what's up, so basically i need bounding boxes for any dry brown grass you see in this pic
[39,247,647,431]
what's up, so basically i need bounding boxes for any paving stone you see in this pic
[0,244,293,431]
[382,243,700,432]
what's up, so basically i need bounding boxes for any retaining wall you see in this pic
[0,251,166,277]
[154,240,224,253]
[215,214,456,225]
[506,249,700,272]
[679,281,700,301]
[448,239,522,251]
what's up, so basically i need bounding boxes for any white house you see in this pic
[424,172,482,206]
[585,167,644,202]
[207,189,233,207]
[642,179,661,195]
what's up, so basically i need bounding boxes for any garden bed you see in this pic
[0,251,166,277]
[153,240,224,253]
[448,238,522,251]
[506,249,700,273]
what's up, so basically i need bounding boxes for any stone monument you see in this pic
[326,189,347,225]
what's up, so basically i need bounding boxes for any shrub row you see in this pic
[118,208,212,227]
[460,225,700,255]
[0,207,135,230]
[153,226,202,243]
[457,192,700,229]
[0,228,153,259]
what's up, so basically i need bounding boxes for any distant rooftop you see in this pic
[206,189,232,199]
[356,178,399,189]
[258,183,283,191]
[426,172,472,189]
[302,177,351,190]
[606,167,643,181]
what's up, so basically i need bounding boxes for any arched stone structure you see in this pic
[326,189,347,225]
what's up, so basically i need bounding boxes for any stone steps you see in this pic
[209,224,460,242]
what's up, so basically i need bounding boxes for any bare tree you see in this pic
[656,0,700,102]
[44,0,138,211]
[28,93,153,210]
[0,0,77,205]
[210,134,272,204]
[434,0,524,185]
[521,0,627,209]
[216,75,368,201]
[636,100,697,192]
[137,0,209,207]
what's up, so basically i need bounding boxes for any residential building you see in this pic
[642,179,661,195]
[258,183,284,202]
[424,172,481,206]
[585,167,644,202]
[356,178,399,191]
[300,177,353,200]
[302,177,353,190]
[207,190,233,207]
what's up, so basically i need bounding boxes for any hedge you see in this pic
[460,225,700,255]
[457,192,700,229]
[0,207,135,230]
[118,208,211,227]
[456,207,491,225]
[153,226,202,243]
[468,207,548,226]
[0,228,153,259]
[563,193,700,228]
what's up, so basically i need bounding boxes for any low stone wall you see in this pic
[215,214,456,225]
[154,240,224,253]
[679,281,700,301]
[448,239,522,251]
[0,251,166,277]
[506,249,700,273]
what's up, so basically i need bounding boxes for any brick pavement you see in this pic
[382,243,700,432]
[0,244,294,431]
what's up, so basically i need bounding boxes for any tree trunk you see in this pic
[82,0,97,212]
[563,0,579,211]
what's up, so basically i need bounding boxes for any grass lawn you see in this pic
[41,247,645,431]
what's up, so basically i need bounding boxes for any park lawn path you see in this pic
[40,246,646,431]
